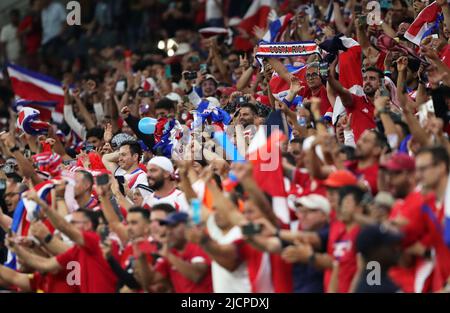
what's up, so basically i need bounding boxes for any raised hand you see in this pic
[396,56,408,73]
[104,123,113,143]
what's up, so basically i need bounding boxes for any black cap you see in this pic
[356,224,403,258]
[159,212,189,227]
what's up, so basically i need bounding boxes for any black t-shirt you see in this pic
[355,269,401,293]
[282,224,329,293]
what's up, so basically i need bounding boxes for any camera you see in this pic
[241,223,262,236]
[183,71,198,81]
[235,96,248,107]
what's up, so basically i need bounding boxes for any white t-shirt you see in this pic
[0,24,20,62]
[206,214,252,293]
[114,166,152,197]
[206,0,223,20]
[142,188,190,213]
[41,2,66,44]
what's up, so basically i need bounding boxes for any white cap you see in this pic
[295,194,331,215]
[166,92,182,102]
[148,156,174,174]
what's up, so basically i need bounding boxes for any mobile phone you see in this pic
[100,226,109,242]
[0,179,6,191]
[96,173,110,186]
[85,142,95,152]
[115,79,127,95]
[183,71,197,81]
[359,15,367,27]
[235,96,248,106]
[380,78,390,97]
[200,63,208,74]
[319,62,329,79]
[241,223,262,236]
[165,65,172,79]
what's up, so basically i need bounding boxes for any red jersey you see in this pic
[301,85,333,117]
[155,242,213,293]
[327,221,360,293]
[293,169,327,197]
[234,239,293,293]
[28,270,79,293]
[346,94,375,142]
[346,161,379,195]
[56,231,118,293]
[439,44,450,69]
[388,191,450,292]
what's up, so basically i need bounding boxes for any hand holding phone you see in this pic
[96,173,110,186]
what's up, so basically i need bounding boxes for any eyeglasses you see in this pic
[306,73,319,79]
[416,163,436,173]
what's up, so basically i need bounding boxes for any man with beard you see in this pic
[346,129,387,195]
[142,156,189,213]
[328,66,382,141]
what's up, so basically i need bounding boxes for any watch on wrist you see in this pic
[9,146,20,153]
[43,233,53,244]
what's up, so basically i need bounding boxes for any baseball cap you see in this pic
[356,224,403,258]
[160,212,189,226]
[380,153,415,172]
[323,170,357,188]
[148,156,174,174]
[295,194,331,215]
[202,74,219,85]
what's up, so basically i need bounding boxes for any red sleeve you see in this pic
[376,50,387,71]
[56,245,78,268]
[154,257,170,278]
[81,231,101,255]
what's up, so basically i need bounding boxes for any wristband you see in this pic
[43,233,53,244]
[9,146,20,153]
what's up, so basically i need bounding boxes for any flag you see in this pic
[269,64,307,101]
[16,107,51,135]
[319,35,364,124]
[193,99,232,130]
[14,98,59,121]
[6,63,64,123]
[247,127,290,224]
[5,180,54,269]
[239,0,274,36]
[404,1,442,45]
[262,13,293,43]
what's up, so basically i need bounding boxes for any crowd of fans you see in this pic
[0,0,449,293]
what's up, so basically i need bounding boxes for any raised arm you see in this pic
[0,264,31,292]
[63,87,87,140]
[327,59,354,107]
[96,182,129,245]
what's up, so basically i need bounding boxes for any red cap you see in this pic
[380,153,415,172]
[323,170,358,188]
